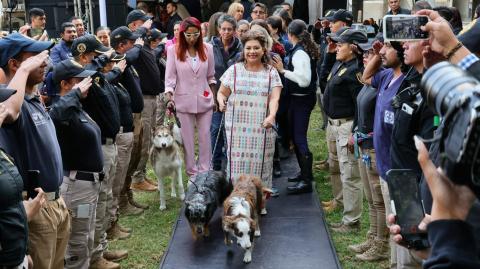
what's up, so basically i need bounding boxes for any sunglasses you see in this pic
[184,32,200,38]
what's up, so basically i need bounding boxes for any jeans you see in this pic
[210,111,226,171]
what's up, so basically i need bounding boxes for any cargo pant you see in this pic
[358,147,386,239]
[132,94,167,184]
[327,119,362,225]
[326,122,343,206]
[91,143,117,263]
[109,130,134,222]
[61,174,101,268]
[380,179,423,269]
[28,197,71,269]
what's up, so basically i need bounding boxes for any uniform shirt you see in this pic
[0,149,27,267]
[115,83,134,132]
[353,84,377,149]
[0,95,63,193]
[322,58,363,119]
[371,68,405,179]
[132,44,163,96]
[49,88,103,172]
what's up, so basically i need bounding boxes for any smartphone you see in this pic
[383,15,429,41]
[386,169,430,250]
[27,170,40,199]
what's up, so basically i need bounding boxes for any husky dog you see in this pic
[184,171,232,240]
[151,124,185,210]
[222,175,272,263]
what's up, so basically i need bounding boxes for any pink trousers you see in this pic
[177,110,213,178]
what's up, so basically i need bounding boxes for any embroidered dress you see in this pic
[220,63,283,187]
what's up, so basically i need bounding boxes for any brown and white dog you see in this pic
[150,123,185,210]
[222,175,271,263]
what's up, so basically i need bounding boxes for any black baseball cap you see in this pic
[358,40,374,51]
[320,9,336,20]
[52,59,97,84]
[150,28,168,41]
[330,28,368,44]
[109,52,126,62]
[0,33,54,67]
[459,19,480,53]
[0,85,16,102]
[110,26,140,47]
[326,9,354,24]
[71,35,111,57]
[126,9,153,25]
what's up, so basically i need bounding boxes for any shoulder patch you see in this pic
[327,72,332,81]
[338,68,347,77]
[356,72,363,83]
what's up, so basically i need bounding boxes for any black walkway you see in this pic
[159,156,341,269]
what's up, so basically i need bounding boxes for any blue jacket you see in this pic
[50,40,72,64]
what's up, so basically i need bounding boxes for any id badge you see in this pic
[77,204,90,218]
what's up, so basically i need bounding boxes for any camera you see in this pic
[421,62,480,197]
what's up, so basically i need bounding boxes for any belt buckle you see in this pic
[45,192,56,201]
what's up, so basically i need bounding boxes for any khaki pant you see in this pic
[60,176,101,269]
[122,114,143,196]
[109,131,134,222]
[91,144,118,263]
[358,147,387,239]
[327,120,362,224]
[326,123,343,205]
[132,95,158,183]
[380,178,423,269]
[28,197,71,269]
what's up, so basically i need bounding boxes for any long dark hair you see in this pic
[177,17,207,62]
[287,19,320,60]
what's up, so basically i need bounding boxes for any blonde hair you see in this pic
[227,3,244,18]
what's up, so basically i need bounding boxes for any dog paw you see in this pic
[243,253,252,263]
[159,205,167,211]
[254,230,261,237]
[261,208,267,215]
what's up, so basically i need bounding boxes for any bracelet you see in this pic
[445,42,463,60]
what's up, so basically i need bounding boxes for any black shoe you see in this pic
[287,174,302,182]
[287,180,313,194]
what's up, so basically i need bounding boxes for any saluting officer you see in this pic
[49,59,102,269]
[322,28,367,233]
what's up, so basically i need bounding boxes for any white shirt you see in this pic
[283,49,312,88]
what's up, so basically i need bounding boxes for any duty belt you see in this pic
[328,117,353,126]
[65,170,105,182]
[101,137,115,145]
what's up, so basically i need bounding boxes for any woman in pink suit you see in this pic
[165,17,216,180]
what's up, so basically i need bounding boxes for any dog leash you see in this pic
[166,100,181,128]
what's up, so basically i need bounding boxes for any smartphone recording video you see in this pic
[383,15,429,41]
[386,169,430,250]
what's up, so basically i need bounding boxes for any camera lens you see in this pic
[421,62,480,115]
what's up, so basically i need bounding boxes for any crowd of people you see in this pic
[1,0,480,269]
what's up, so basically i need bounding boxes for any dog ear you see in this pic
[222,215,235,231]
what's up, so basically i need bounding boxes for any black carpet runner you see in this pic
[159,155,341,269]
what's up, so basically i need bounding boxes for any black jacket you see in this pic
[166,13,182,39]
[210,36,242,93]
[116,46,144,113]
[322,57,363,119]
[319,51,337,93]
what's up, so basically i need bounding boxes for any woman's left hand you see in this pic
[262,115,275,129]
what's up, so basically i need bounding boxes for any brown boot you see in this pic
[90,257,120,269]
[106,222,131,240]
[127,190,149,209]
[117,222,132,233]
[355,239,389,261]
[348,232,375,253]
[145,178,158,187]
[321,200,334,207]
[131,180,157,192]
[119,195,144,216]
[331,221,360,233]
[323,201,340,213]
[314,159,329,170]
[103,250,128,262]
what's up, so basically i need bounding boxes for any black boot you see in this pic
[273,140,282,178]
[287,148,302,182]
[287,152,313,194]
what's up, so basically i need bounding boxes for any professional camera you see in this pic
[421,61,480,197]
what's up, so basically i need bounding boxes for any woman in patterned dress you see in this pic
[217,30,283,188]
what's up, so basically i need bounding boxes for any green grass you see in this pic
[110,107,388,269]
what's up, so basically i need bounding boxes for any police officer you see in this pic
[322,28,367,233]
[49,59,102,269]
[109,26,148,214]
[70,35,126,269]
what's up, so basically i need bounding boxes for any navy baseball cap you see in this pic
[126,9,153,25]
[0,85,17,102]
[150,28,168,41]
[358,40,374,51]
[326,9,354,24]
[110,26,141,47]
[52,59,97,84]
[71,35,111,57]
[330,28,368,44]
[0,33,54,67]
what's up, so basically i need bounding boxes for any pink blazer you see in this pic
[165,43,216,114]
